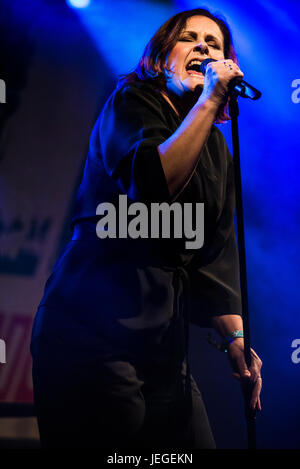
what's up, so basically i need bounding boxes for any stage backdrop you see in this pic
[0,0,299,448]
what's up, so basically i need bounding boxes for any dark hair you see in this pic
[118,8,238,123]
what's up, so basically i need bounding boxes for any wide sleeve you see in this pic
[189,149,242,328]
[98,84,172,203]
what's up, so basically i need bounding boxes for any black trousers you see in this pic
[31,329,216,449]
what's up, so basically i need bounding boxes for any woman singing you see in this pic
[31,7,262,449]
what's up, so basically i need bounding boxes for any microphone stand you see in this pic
[229,92,257,449]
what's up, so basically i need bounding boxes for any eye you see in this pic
[208,42,220,49]
[179,36,193,42]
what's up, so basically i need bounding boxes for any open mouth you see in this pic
[186,59,203,75]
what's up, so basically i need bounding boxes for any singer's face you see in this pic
[165,16,225,97]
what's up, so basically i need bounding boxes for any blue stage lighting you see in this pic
[66,0,91,9]
[71,0,175,76]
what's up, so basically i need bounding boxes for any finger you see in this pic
[258,395,262,411]
[256,396,262,411]
[224,61,244,77]
[251,394,262,411]
[248,366,261,383]
[235,354,251,380]
[250,348,263,368]
[249,351,263,383]
[221,59,234,65]
[250,348,260,359]
[250,378,262,410]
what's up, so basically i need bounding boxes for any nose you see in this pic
[193,42,209,55]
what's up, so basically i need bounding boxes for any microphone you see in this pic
[199,58,262,100]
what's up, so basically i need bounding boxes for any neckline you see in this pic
[130,81,181,121]
[159,91,181,119]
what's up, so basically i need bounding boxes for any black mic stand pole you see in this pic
[229,92,257,449]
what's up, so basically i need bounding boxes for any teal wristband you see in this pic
[206,330,244,352]
[221,330,244,352]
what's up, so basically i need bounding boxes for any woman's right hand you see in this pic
[200,59,244,106]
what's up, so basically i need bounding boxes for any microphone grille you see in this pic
[200,58,216,75]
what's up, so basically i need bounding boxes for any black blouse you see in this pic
[32,80,242,364]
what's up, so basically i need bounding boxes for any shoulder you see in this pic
[116,80,163,100]
[102,81,166,117]
[106,81,162,105]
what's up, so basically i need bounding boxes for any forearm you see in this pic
[157,96,219,199]
[211,314,244,338]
